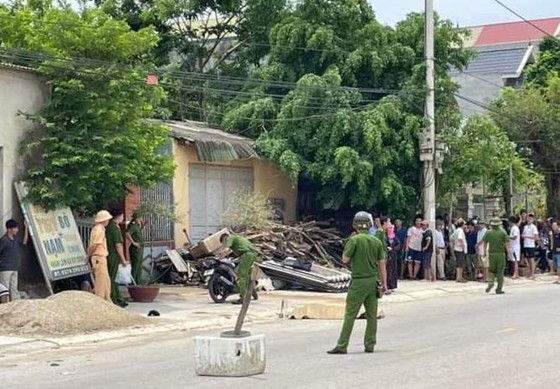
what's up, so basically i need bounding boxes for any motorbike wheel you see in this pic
[208,274,230,303]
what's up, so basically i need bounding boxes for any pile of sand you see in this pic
[0,291,150,337]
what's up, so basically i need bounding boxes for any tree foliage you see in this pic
[217,0,473,215]
[491,74,560,216]
[98,0,288,120]
[438,116,536,211]
[0,0,174,214]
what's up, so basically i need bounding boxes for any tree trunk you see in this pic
[545,174,560,217]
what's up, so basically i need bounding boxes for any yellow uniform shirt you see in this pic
[89,224,108,258]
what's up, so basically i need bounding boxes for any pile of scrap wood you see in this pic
[239,221,346,267]
[239,221,351,293]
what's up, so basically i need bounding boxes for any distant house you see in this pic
[452,17,560,117]
[125,120,297,251]
[447,18,560,219]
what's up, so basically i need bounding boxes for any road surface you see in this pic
[1,283,559,389]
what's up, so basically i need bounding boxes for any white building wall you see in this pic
[0,64,49,226]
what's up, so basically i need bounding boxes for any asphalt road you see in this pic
[1,283,559,389]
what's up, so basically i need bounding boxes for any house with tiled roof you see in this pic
[451,17,560,116]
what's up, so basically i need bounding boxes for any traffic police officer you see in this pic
[328,212,388,354]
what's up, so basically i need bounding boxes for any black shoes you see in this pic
[327,347,347,355]
[485,284,494,293]
[364,347,375,353]
[231,299,243,305]
[496,290,505,295]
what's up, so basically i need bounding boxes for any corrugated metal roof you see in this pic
[0,62,37,73]
[164,120,258,162]
[451,44,533,75]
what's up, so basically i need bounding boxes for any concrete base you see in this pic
[194,334,266,377]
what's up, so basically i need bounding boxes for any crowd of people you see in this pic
[363,209,560,295]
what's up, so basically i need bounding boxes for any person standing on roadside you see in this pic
[434,222,446,280]
[106,209,129,307]
[550,221,560,284]
[465,221,478,280]
[421,221,434,282]
[476,221,489,282]
[87,210,112,301]
[126,213,145,284]
[484,218,509,295]
[508,216,521,279]
[406,215,424,280]
[522,214,539,280]
[328,212,387,355]
[0,219,29,301]
[395,219,407,279]
[451,218,468,283]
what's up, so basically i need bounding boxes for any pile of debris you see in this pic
[0,291,150,336]
[240,221,346,267]
[239,222,351,293]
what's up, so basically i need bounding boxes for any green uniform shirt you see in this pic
[483,227,508,253]
[226,235,255,257]
[127,221,144,246]
[343,232,384,279]
[106,221,123,259]
[374,230,388,258]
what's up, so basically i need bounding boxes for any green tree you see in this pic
[0,0,174,214]
[97,0,288,120]
[525,37,560,87]
[438,116,536,214]
[491,75,560,216]
[218,0,472,215]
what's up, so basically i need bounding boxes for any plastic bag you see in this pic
[116,264,133,285]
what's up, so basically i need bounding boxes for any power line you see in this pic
[491,0,560,43]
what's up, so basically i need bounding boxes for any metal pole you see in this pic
[423,0,436,230]
[509,163,513,215]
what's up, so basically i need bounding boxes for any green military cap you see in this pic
[489,218,502,227]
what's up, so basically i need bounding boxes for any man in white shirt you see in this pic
[451,218,468,283]
[434,223,446,280]
[476,221,489,282]
[508,215,521,279]
[406,215,424,279]
[522,213,539,280]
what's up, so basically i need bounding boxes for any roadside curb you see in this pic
[0,276,555,356]
[0,310,279,356]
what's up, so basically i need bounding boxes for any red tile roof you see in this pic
[473,17,560,46]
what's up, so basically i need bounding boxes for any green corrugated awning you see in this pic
[164,120,259,162]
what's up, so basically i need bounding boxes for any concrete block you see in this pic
[194,334,266,377]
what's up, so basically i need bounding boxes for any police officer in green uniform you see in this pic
[220,233,258,305]
[106,209,128,307]
[126,213,144,284]
[484,218,509,295]
[328,212,388,354]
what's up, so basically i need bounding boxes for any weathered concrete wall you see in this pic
[451,73,504,117]
[0,65,49,226]
[0,65,50,291]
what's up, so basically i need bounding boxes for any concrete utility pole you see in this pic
[422,0,437,229]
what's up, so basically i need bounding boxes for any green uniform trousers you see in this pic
[336,277,379,350]
[237,251,257,298]
[488,252,506,292]
[108,255,124,304]
[129,247,143,285]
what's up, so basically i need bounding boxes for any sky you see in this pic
[370,0,560,27]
